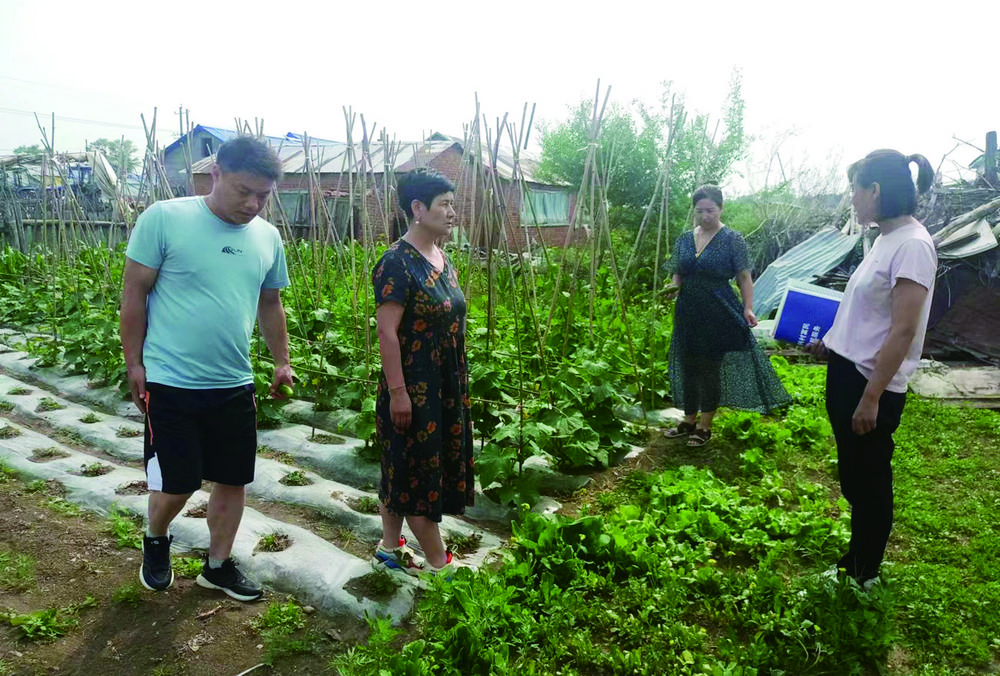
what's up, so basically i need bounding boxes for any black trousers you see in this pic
[681,353,722,416]
[825,351,907,581]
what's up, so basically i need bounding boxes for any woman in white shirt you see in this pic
[809,149,937,588]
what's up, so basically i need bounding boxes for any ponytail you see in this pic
[849,149,932,218]
[907,154,934,194]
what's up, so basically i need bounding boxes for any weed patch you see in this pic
[346,495,380,515]
[112,582,144,606]
[0,547,36,591]
[279,470,313,486]
[5,596,97,641]
[116,426,142,438]
[256,533,292,553]
[0,424,21,439]
[35,397,66,412]
[30,446,69,461]
[6,387,31,396]
[444,531,483,556]
[79,412,101,424]
[250,600,314,665]
[44,497,82,516]
[343,569,399,602]
[106,504,143,549]
[309,432,345,445]
[79,462,113,477]
[258,444,296,465]
[172,555,205,579]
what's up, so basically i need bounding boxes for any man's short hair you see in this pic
[216,136,283,181]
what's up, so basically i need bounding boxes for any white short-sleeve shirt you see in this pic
[823,223,937,393]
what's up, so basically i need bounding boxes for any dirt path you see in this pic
[0,472,367,675]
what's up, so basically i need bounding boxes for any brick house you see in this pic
[186,130,581,251]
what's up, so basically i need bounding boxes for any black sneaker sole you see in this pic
[195,574,263,602]
[139,565,174,591]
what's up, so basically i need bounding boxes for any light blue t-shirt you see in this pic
[125,196,289,389]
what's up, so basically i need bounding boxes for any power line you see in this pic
[0,106,147,131]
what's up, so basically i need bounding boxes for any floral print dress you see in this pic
[372,240,474,522]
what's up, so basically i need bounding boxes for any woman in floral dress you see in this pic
[370,168,473,575]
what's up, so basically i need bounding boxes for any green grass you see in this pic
[43,497,82,516]
[112,582,144,606]
[0,424,21,439]
[172,555,205,579]
[5,596,97,642]
[106,504,143,550]
[885,398,1000,673]
[78,412,101,424]
[251,600,314,665]
[6,387,31,395]
[0,399,13,412]
[0,547,36,591]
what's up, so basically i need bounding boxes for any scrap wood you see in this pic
[932,195,1000,246]
[196,604,223,620]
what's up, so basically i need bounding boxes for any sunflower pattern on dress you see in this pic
[372,240,474,522]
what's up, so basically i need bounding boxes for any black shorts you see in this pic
[144,382,257,494]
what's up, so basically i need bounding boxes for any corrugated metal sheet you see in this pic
[753,227,861,318]
[186,131,559,185]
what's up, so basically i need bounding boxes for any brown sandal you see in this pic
[665,421,696,438]
[687,428,712,446]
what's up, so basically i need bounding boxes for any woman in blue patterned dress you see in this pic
[370,168,473,575]
[665,185,790,446]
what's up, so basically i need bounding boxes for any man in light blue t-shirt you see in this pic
[120,136,292,601]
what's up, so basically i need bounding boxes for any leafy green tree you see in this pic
[13,144,44,158]
[536,101,660,222]
[87,138,139,176]
[537,72,747,236]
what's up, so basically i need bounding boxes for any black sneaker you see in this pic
[196,558,263,602]
[140,535,174,591]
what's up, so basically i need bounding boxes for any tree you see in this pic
[87,138,139,176]
[536,101,660,229]
[537,72,748,234]
[13,144,44,158]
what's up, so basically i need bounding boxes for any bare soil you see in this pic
[0,475,368,676]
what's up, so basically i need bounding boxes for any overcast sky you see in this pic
[1,0,996,193]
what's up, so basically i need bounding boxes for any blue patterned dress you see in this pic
[668,227,790,414]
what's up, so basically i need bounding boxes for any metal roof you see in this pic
[753,227,861,318]
[187,134,561,185]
